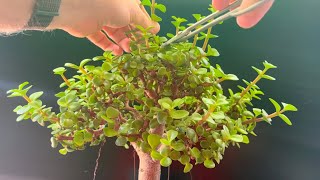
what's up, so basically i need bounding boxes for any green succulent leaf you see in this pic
[191,113,203,121]
[160,146,171,157]
[166,33,174,38]
[180,155,190,165]
[84,131,93,142]
[65,63,79,69]
[170,110,189,119]
[186,128,198,143]
[18,81,30,90]
[242,135,250,144]
[59,148,68,155]
[115,136,127,147]
[157,111,168,124]
[151,14,162,22]
[210,111,225,120]
[106,107,120,118]
[160,138,171,146]
[263,61,277,69]
[192,14,203,21]
[190,147,201,158]
[73,131,84,146]
[104,128,118,137]
[160,157,172,167]
[29,91,43,101]
[262,109,272,124]
[229,134,244,143]
[253,108,262,117]
[80,59,91,68]
[206,45,220,57]
[147,134,161,149]
[171,142,186,151]
[53,67,66,75]
[252,66,263,74]
[183,163,193,173]
[158,97,172,109]
[262,75,276,80]
[167,130,178,142]
[50,137,58,148]
[151,150,163,160]
[141,0,151,6]
[195,68,208,75]
[16,105,31,115]
[172,98,184,108]
[169,150,181,160]
[269,98,281,112]
[279,114,292,125]
[224,74,239,81]
[155,3,166,13]
[204,159,215,169]
[282,103,298,112]
[102,62,113,71]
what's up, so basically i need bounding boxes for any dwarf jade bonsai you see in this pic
[7,1,297,180]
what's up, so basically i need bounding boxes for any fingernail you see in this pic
[151,22,160,34]
[113,46,123,56]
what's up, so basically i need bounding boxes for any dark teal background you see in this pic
[0,0,319,179]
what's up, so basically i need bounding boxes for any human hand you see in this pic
[49,0,160,55]
[212,0,274,28]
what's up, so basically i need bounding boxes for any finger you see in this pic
[212,0,230,10]
[134,0,150,17]
[130,2,160,34]
[237,0,274,29]
[87,31,123,56]
[128,24,144,44]
[103,26,131,53]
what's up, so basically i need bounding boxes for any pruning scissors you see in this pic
[161,0,270,47]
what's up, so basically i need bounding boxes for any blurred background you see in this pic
[0,0,319,179]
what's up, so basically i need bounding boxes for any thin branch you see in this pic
[133,150,137,180]
[79,67,93,80]
[197,105,216,125]
[216,78,225,84]
[58,128,104,141]
[151,0,156,16]
[23,95,59,123]
[144,89,158,100]
[135,99,144,105]
[22,95,31,103]
[201,82,213,87]
[240,69,268,98]
[192,34,198,47]
[87,128,104,138]
[93,140,106,180]
[243,110,284,125]
[189,171,193,180]
[118,113,127,123]
[56,135,73,141]
[138,73,147,87]
[194,103,201,113]
[125,100,140,117]
[61,74,71,87]
[202,27,212,51]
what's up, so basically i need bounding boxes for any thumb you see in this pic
[130,3,160,34]
[212,0,230,10]
[237,0,274,28]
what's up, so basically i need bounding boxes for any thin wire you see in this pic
[133,150,136,180]
[167,166,170,180]
[93,140,106,180]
